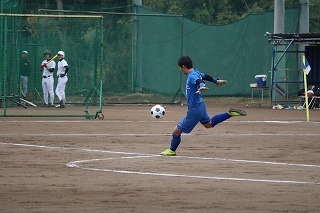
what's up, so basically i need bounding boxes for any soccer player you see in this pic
[55,51,69,108]
[160,56,247,156]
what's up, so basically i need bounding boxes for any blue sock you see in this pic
[211,112,231,127]
[170,134,181,151]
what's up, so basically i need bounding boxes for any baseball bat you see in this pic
[19,98,37,107]
[48,54,58,63]
[42,54,58,68]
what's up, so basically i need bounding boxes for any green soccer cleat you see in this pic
[160,148,176,156]
[228,108,247,116]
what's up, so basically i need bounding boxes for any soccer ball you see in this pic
[150,104,165,119]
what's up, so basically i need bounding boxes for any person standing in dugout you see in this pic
[55,51,69,108]
[20,50,30,99]
[40,50,56,107]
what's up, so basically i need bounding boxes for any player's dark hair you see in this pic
[178,56,193,69]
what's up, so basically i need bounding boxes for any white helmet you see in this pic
[57,51,65,57]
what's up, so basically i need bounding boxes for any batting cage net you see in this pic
[0,12,104,118]
[0,3,300,118]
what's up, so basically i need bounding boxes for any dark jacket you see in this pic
[20,58,30,76]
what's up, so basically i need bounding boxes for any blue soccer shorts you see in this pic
[177,101,210,133]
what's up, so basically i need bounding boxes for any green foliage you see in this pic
[143,0,318,30]
[310,0,320,33]
[22,0,320,31]
[103,17,132,91]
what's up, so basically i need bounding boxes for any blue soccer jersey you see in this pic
[186,69,205,108]
[178,69,211,133]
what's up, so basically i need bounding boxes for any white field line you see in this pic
[66,156,319,185]
[1,141,320,168]
[0,120,320,124]
[0,120,176,123]
[1,141,319,185]
[1,133,320,137]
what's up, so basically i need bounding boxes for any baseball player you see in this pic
[40,50,56,107]
[160,56,247,156]
[55,51,69,108]
[20,50,30,98]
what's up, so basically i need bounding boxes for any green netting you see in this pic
[1,4,301,117]
[134,10,183,95]
[0,13,103,117]
[135,7,300,97]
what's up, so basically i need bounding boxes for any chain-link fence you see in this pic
[1,3,300,117]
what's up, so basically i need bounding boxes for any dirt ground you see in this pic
[0,100,320,212]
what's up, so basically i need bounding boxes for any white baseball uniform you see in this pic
[41,60,56,105]
[55,59,68,102]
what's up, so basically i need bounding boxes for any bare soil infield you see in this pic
[1,99,320,212]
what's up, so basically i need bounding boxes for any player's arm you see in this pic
[59,66,69,77]
[195,78,208,94]
[47,61,55,73]
[201,73,227,86]
[64,66,69,74]
[27,60,31,69]
[202,73,218,83]
[40,62,46,71]
[62,60,69,75]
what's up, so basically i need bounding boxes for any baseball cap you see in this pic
[22,50,28,54]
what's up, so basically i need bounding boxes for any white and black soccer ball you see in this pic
[150,104,165,119]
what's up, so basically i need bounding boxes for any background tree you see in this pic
[22,0,319,32]
[143,0,299,25]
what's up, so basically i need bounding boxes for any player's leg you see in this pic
[60,76,67,107]
[197,102,226,128]
[202,108,247,128]
[48,78,54,106]
[171,127,182,150]
[20,76,24,98]
[55,77,67,108]
[55,78,64,108]
[55,78,62,102]
[42,79,48,106]
[20,76,27,98]
[24,76,28,98]
[160,127,182,156]
[61,76,68,102]
[160,108,201,156]
[209,112,232,128]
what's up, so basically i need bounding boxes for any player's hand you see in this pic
[196,86,209,94]
[41,63,47,68]
[215,79,228,86]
